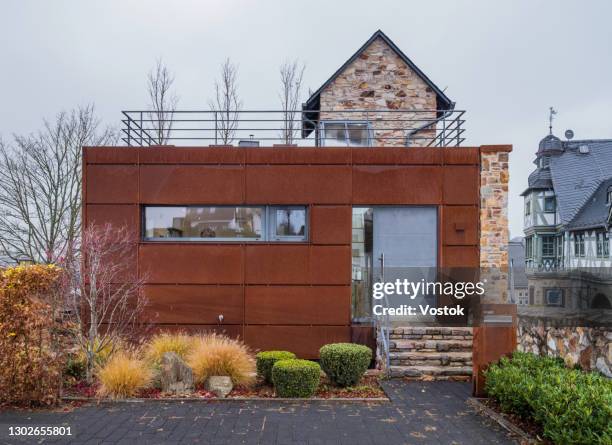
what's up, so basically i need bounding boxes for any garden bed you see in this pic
[62,375,388,402]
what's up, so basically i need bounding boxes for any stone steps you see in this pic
[389,365,472,379]
[389,351,472,367]
[382,326,473,380]
[389,339,472,353]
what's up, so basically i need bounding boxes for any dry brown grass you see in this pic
[187,334,255,387]
[144,332,195,364]
[97,350,152,399]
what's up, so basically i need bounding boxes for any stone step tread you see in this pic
[389,365,473,377]
[389,339,472,351]
[389,351,472,359]
[390,327,473,335]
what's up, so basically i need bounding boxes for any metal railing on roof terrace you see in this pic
[121,109,466,148]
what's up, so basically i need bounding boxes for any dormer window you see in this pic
[540,156,550,168]
[607,186,612,205]
[320,121,372,147]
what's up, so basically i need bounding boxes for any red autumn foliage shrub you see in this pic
[0,264,65,405]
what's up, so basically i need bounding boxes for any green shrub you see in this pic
[272,359,320,398]
[485,352,612,444]
[256,351,296,384]
[319,343,372,387]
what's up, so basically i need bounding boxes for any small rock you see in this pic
[160,352,194,395]
[205,376,233,398]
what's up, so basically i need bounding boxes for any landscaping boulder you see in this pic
[160,352,194,394]
[205,376,233,397]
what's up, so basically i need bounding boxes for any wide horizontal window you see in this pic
[144,206,307,242]
[320,121,371,147]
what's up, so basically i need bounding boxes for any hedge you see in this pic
[256,351,296,384]
[319,343,372,387]
[485,352,612,444]
[271,359,320,398]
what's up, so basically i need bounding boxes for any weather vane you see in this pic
[548,106,557,135]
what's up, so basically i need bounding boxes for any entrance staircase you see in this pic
[384,327,473,380]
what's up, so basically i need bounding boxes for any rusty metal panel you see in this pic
[86,165,139,204]
[441,245,479,267]
[309,246,351,285]
[86,205,140,239]
[137,147,245,164]
[139,165,245,204]
[139,244,243,284]
[143,284,243,324]
[246,148,350,165]
[244,325,351,358]
[245,165,352,204]
[443,206,478,246]
[245,245,309,284]
[352,147,442,165]
[353,166,442,204]
[310,205,352,245]
[443,165,479,205]
[443,147,479,165]
[85,147,138,164]
[245,285,350,325]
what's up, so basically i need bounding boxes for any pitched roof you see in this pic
[301,30,453,136]
[549,140,612,225]
[567,177,612,230]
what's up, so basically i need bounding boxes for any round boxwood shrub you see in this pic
[271,359,320,398]
[319,343,372,387]
[256,351,296,384]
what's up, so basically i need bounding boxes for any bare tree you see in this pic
[0,106,116,264]
[278,60,305,145]
[209,58,242,145]
[147,58,178,145]
[62,223,147,383]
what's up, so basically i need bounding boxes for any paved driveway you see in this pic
[0,381,515,445]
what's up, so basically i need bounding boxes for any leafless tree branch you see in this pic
[147,59,178,145]
[278,60,305,145]
[0,105,117,264]
[208,58,242,145]
[61,223,147,383]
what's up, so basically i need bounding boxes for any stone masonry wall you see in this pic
[480,148,510,303]
[517,316,612,377]
[319,37,437,147]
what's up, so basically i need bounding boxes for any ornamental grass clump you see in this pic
[145,332,195,364]
[319,343,372,387]
[256,351,296,384]
[272,359,321,398]
[187,334,255,387]
[97,350,152,399]
[485,351,612,445]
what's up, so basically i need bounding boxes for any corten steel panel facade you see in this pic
[83,146,482,358]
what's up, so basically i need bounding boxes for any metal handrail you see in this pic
[120,109,466,148]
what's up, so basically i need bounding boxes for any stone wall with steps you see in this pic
[386,327,473,379]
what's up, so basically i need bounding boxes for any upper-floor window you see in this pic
[525,236,533,258]
[544,196,556,213]
[524,199,531,216]
[556,234,564,258]
[574,232,585,257]
[607,186,612,205]
[320,121,371,147]
[541,235,555,257]
[596,231,609,258]
[540,157,550,168]
[143,205,307,242]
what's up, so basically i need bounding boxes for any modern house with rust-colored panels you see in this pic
[83,30,512,386]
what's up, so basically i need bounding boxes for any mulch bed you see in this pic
[475,398,551,444]
[229,375,385,399]
[61,375,386,400]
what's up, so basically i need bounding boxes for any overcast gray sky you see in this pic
[1,0,611,237]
